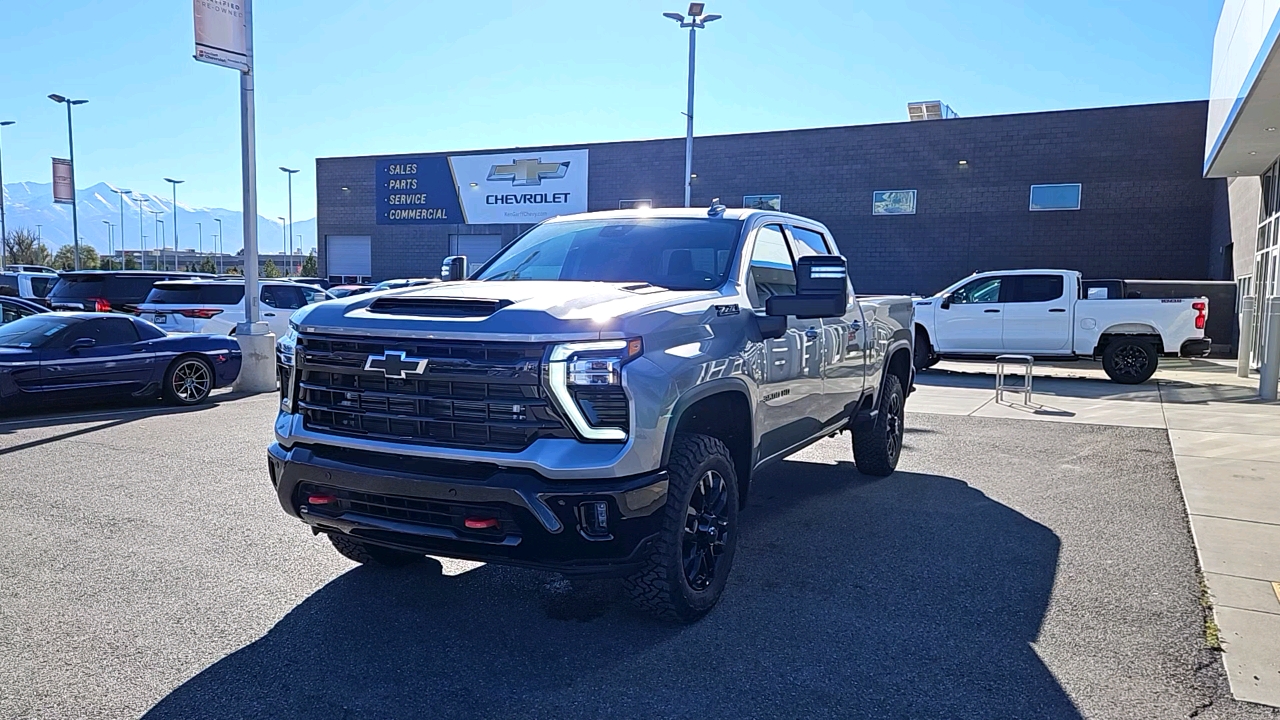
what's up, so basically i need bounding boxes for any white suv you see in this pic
[137,279,331,337]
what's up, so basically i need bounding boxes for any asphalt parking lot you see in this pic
[2,393,1277,719]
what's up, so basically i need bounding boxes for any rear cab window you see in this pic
[1003,275,1065,303]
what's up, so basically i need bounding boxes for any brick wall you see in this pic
[317,101,1224,295]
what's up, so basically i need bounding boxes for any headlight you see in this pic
[277,324,298,367]
[278,324,299,411]
[548,339,642,441]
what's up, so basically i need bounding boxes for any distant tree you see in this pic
[301,250,318,278]
[197,256,218,274]
[99,257,123,270]
[53,244,99,271]
[124,254,140,270]
[4,228,53,266]
[261,259,282,278]
[226,266,242,276]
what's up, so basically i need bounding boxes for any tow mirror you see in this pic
[765,255,848,319]
[441,255,468,282]
[69,337,96,351]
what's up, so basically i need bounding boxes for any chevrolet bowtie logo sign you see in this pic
[364,350,429,379]
[487,158,570,186]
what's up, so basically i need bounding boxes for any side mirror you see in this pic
[940,293,954,310]
[69,337,96,351]
[441,255,468,282]
[765,255,847,319]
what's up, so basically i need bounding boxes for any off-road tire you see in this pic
[853,373,906,477]
[624,433,739,623]
[328,533,422,567]
[1102,337,1158,385]
[913,328,938,371]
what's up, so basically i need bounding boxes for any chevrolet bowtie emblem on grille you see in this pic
[487,158,570,186]
[364,351,429,379]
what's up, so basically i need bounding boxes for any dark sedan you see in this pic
[0,313,242,411]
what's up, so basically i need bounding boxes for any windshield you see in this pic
[0,315,80,348]
[475,218,744,290]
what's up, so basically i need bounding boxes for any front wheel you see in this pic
[1102,338,1158,384]
[624,434,739,623]
[163,356,214,406]
[328,534,423,567]
[853,374,906,476]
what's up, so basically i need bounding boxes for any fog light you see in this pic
[578,500,610,539]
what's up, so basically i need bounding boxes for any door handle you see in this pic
[1049,308,1066,313]
[804,327,819,340]
[984,309,1001,313]
[264,312,276,317]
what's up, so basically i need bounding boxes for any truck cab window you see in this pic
[787,226,833,256]
[950,277,1003,304]
[747,225,796,308]
[1004,275,1064,303]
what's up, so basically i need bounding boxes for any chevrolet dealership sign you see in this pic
[377,149,588,225]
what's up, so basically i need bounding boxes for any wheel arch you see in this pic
[662,379,754,507]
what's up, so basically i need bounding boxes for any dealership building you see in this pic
[315,100,1226,298]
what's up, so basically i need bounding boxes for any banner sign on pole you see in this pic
[193,0,249,71]
[52,158,74,205]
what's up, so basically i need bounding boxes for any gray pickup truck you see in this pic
[269,207,914,621]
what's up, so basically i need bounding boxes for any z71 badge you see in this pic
[715,305,740,317]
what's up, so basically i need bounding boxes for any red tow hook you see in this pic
[464,517,500,529]
[307,494,336,505]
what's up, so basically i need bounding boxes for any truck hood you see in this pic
[292,280,722,341]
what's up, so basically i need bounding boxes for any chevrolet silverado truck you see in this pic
[269,207,914,621]
[912,269,1210,384]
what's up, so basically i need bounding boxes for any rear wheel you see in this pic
[853,374,906,476]
[163,356,214,406]
[1102,338,1158,384]
[913,328,938,371]
[624,434,739,623]
[328,534,423,567]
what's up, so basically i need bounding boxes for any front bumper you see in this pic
[267,442,669,577]
[1180,337,1212,358]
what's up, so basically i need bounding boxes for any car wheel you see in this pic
[624,433,739,623]
[1103,338,1158,384]
[913,328,938,371]
[163,356,214,406]
[328,533,422,566]
[852,373,906,477]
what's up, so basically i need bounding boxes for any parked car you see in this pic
[371,277,438,292]
[913,269,1211,384]
[327,284,374,298]
[0,296,48,326]
[0,271,59,303]
[0,312,242,410]
[290,277,332,290]
[269,207,915,621]
[137,278,331,339]
[47,271,210,314]
[4,264,58,274]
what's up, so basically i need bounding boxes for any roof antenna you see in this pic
[707,198,726,217]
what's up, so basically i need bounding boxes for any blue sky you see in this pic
[0,0,1219,221]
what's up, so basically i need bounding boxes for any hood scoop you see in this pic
[367,296,512,318]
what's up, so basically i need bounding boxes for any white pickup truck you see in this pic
[912,269,1210,384]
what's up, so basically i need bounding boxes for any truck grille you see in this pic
[295,334,570,451]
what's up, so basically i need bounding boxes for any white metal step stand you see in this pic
[995,354,1034,406]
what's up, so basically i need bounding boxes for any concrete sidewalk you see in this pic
[911,360,1280,708]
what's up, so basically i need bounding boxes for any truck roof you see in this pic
[542,207,819,224]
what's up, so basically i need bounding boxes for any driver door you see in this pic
[40,317,154,395]
[933,275,1006,353]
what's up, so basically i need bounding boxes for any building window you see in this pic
[872,190,917,215]
[1029,183,1082,211]
[743,194,781,211]
[619,199,652,210]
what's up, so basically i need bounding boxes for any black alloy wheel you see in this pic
[1102,338,1158,384]
[682,469,732,592]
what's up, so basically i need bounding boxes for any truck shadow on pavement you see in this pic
[143,461,1078,719]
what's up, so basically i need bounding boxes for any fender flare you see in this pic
[659,376,754,469]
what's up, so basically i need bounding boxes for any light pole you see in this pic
[48,94,88,269]
[215,217,224,274]
[279,166,298,273]
[150,210,163,270]
[277,216,286,274]
[0,120,13,271]
[164,178,183,271]
[663,4,720,208]
[101,220,113,265]
[137,197,148,270]
[110,187,131,269]
[196,221,203,259]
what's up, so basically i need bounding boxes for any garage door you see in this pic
[326,236,371,283]
[449,235,504,267]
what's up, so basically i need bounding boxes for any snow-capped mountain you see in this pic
[1,181,316,256]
